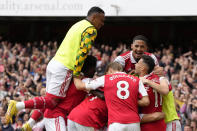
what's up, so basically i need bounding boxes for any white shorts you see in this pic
[44,116,66,131]
[67,119,101,131]
[166,120,181,131]
[108,122,140,131]
[32,119,45,131]
[46,59,72,98]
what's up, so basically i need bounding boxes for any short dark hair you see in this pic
[105,62,123,74]
[133,35,148,45]
[141,55,155,74]
[81,55,97,77]
[87,6,105,16]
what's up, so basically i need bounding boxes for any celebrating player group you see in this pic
[5,6,181,131]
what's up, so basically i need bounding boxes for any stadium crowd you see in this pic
[0,36,196,131]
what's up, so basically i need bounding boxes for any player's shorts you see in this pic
[44,116,66,131]
[67,119,102,131]
[46,59,72,98]
[166,120,181,131]
[32,119,45,131]
[108,122,140,131]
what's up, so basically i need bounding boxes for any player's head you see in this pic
[105,62,123,75]
[81,55,97,78]
[87,6,105,30]
[131,35,148,62]
[135,55,155,75]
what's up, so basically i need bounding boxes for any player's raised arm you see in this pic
[140,77,169,95]
[73,27,97,77]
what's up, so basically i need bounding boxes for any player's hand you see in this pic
[153,66,165,77]
[139,77,149,84]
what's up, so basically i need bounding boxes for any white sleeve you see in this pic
[85,76,105,90]
[159,77,170,85]
[82,78,93,83]
[138,80,148,96]
[114,56,125,67]
[151,54,158,65]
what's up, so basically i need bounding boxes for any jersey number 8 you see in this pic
[117,81,129,99]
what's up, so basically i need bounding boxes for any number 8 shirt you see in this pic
[140,73,166,131]
[85,72,148,126]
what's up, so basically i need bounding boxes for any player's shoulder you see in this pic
[120,51,131,56]
[119,51,131,60]
[144,52,157,58]
[148,73,160,83]
[85,27,97,34]
[121,73,140,82]
[144,52,153,56]
[129,74,140,82]
[148,73,158,78]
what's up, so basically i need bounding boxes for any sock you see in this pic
[27,118,36,128]
[16,102,25,111]
[24,96,58,109]
[31,109,45,121]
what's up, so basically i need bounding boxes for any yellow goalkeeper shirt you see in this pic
[162,91,180,123]
[53,19,97,76]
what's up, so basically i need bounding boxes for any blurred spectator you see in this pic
[1,116,14,131]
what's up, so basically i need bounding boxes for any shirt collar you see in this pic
[85,18,94,27]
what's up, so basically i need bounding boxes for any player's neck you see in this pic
[86,17,94,26]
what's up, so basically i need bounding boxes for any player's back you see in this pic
[53,19,95,70]
[67,94,107,129]
[140,73,166,131]
[104,72,140,125]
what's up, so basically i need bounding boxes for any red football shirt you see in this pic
[140,73,166,131]
[85,72,148,126]
[67,94,108,129]
[114,51,158,73]
[44,78,88,124]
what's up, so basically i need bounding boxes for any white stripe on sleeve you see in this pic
[151,54,159,65]
[138,80,148,96]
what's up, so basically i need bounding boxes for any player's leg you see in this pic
[166,120,181,131]
[44,116,66,131]
[6,59,72,124]
[22,109,45,131]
